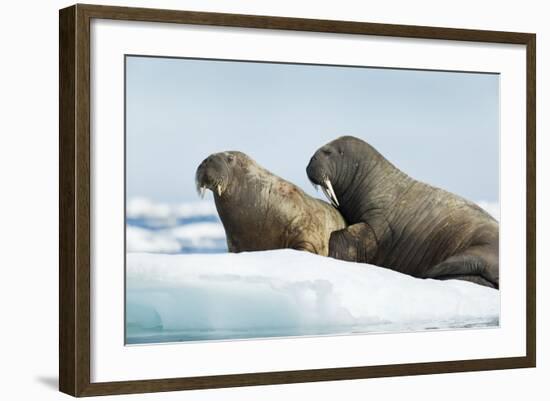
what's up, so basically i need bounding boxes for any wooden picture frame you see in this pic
[59,3,536,397]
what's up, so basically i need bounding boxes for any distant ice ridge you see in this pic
[127,223,226,254]
[126,197,227,253]
[125,198,499,254]
[127,197,218,221]
[126,250,499,343]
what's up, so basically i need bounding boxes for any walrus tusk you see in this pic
[217,184,222,197]
[199,186,206,199]
[321,186,333,206]
[323,178,339,207]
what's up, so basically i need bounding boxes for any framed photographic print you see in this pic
[59,4,536,397]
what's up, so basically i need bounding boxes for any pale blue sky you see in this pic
[126,56,499,204]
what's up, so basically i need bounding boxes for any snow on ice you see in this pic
[126,250,499,343]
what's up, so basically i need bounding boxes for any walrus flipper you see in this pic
[439,275,496,288]
[424,253,499,289]
[328,223,378,263]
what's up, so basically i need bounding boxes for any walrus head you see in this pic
[195,151,246,198]
[306,136,373,208]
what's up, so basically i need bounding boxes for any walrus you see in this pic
[195,151,346,256]
[306,136,499,288]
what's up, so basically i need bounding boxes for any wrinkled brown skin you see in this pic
[306,136,499,289]
[195,151,346,256]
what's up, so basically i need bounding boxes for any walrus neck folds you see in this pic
[337,152,412,223]
[213,166,273,230]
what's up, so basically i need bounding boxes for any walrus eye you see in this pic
[227,155,234,163]
[322,149,332,156]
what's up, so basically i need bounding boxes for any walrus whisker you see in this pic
[307,176,319,191]
[195,179,205,198]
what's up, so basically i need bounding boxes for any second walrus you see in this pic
[306,136,499,288]
[196,151,346,256]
